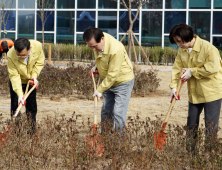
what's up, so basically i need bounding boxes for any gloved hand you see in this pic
[18,96,26,106]
[180,68,192,82]
[90,65,99,77]
[29,77,38,89]
[170,88,180,103]
[93,90,102,101]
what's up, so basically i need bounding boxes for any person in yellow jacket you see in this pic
[169,23,222,152]
[83,27,135,135]
[7,38,45,135]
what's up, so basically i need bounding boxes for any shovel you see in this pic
[154,69,185,150]
[85,70,104,157]
[0,80,38,147]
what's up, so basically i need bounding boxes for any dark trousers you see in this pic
[0,49,9,60]
[9,81,37,134]
[186,98,221,151]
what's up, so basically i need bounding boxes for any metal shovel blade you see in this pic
[154,123,167,151]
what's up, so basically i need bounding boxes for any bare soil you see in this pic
[1,64,222,137]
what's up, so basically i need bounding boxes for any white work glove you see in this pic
[170,88,180,103]
[180,68,192,82]
[30,77,39,89]
[93,90,102,101]
[18,96,26,105]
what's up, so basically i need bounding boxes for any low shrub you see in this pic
[0,112,221,169]
[0,64,160,99]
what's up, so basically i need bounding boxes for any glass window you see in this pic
[119,34,139,46]
[119,11,139,33]
[164,36,178,49]
[37,0,55,9]
[76,11,95,32]
[76,34,85,45]
[3,0,16,8]
[164,11,186,33]
[142,11,162,47]
[77,0,96,9]
[214,0,222,9]
[18,11,35,39]
[142,0,163,9]
[37,33,54,43]
[98,11,117,37]
[98,0,117,9]
[213,37,222,50]
[189,12,210,41]
[57,11,75,44]
[1,33,15,41]
[213,12,222,34]
[189,0,211,9]
[37,11,55,31]
[57,0,75,9]
[18,0,34,8]
[120,1,137,9]
[165,0,186,9]
[1,11,16,31]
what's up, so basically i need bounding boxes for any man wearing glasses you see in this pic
[7,38,45,135]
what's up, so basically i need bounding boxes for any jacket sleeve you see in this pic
[191,47,221,79]
[31,46,45,78]
[97,52,124,93]
[7,57,23,97]
[170,50,184,89]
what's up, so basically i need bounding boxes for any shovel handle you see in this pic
[13,82,38,118]
[164,69,185,123]
[91,70,98,125]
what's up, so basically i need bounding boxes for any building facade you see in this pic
[2,0,222,49]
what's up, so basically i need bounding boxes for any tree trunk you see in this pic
[42,24,44,47]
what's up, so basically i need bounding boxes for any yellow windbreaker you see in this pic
[95,33,134,93]
[170,35,222,104]
[7,40,45,97]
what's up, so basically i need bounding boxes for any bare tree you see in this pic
[37,0,54,46]
[0,0,14,39]
[112,0,153,69]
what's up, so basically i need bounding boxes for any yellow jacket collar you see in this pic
[103,32,109,55]
[182,35,200,52]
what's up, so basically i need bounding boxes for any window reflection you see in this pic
[76,34,85,45]
[213,37,222,50]
[189,12,210,41]
[76,11,95,32]
[120,1,137,9]
[1,33,15,41]
[1,11,15,31]
[18,0,35,8]
[119,34,139,46]
[98,11,117,37]
[213,12,222,34]
[164,11,186,33]
[98,0,117,9]
[57,0,75,9]
[142,0,163,9]
[119,11,139,33]
[77,0,96,8]
[189,0,210,9]
[37,11,55,31]
[57,11,74,44]
[164,36,179,49]
[142,11,162,47]
[37,33,54,43]
[18,11,34,39]
[214,0,222,9]
[165,0,186,9]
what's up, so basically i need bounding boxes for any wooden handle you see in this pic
[164,69,185,123]
[13,82,38,118]
[91,70,98,125]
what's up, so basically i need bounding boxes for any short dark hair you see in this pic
[14,38,30,52]
[83,27,104,43]
[1,41,8,49]
[169,23,194,44]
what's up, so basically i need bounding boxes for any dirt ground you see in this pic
[1,64,222,137]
